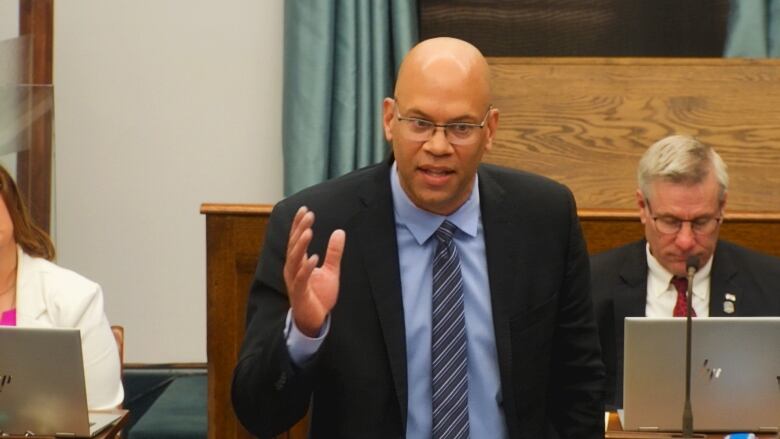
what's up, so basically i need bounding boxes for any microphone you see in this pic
[681,256,700,438]
[686,256,699,277]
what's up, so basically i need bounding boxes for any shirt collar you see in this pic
[390,162,480,245]
[645,242,713,300]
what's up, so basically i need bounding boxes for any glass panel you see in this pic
[0,35,53,155]
[0,35,54,231]
[0,83,53,155]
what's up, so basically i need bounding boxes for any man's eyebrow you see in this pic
[656,213,719,220]
[397,106,429,119]
[402,108,479,123]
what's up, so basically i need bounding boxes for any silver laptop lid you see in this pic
[620,317,780,433]
[0,326,92,437]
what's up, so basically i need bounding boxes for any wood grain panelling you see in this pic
[19,0,52,84]
[487,57,780,212]
[580,209,780,258]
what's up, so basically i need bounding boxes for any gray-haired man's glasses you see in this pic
[394,102,492,146]
[645,199,723,235]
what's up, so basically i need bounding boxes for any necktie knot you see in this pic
[671,276,696,317]
[670,276,688,294]
[435,220,457,243]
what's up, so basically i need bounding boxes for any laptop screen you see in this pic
[620,317,780,433]
[0,326,93,436]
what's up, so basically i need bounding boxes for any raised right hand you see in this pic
[283,206,346,338]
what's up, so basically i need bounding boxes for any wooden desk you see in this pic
[606,412,777,438]
[97,410,130,439]
[1,409,129,439]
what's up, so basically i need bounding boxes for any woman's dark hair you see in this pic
[0,165,55,260]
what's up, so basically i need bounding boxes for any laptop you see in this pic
[0,327,122,437]
[619,317,780,433]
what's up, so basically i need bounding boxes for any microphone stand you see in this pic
[681,256,698,438]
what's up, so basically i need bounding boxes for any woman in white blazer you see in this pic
[0,165,123,409]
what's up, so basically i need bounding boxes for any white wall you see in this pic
[54,0,284,362]
[0,0,18,40]
[0,0,19,173]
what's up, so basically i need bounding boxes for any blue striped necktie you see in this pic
[431,220,469,439]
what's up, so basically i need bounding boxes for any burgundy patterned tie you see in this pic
[671,276,696,317]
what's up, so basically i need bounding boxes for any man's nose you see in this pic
[423,126,453,155]
[674,222,697,251]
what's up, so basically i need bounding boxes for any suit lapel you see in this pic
[479,168,516,326]
[615,244,647,320]
[353,162,409,426]
[614,241,649,333]
[476,168,521,419]
[709,245,739,316]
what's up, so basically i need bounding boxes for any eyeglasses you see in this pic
[645,199,723,235]
[394,101,492,146]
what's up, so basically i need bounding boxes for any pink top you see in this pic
[0,308,16,326]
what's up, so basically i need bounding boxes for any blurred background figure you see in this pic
[0,164,123,410]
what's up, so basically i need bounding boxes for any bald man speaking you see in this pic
[232,37,605,439]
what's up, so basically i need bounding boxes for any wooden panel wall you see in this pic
[487,57,780,212]
[581,209,780,257]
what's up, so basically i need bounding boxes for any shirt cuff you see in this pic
[284,309,330,367]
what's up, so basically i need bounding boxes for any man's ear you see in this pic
[483,108,499,152]
[636,189,648,225]
[382,98,395,142]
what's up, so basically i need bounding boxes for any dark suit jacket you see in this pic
[591,239,780,408]
[232,160,605,438]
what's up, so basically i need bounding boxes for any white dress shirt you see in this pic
[645,243,712,317]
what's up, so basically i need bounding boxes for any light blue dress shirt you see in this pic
[285,164,507,438]
[390,163,507,439]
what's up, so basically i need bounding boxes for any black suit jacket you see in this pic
[591,239,780,408]
[232,160,605,438]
